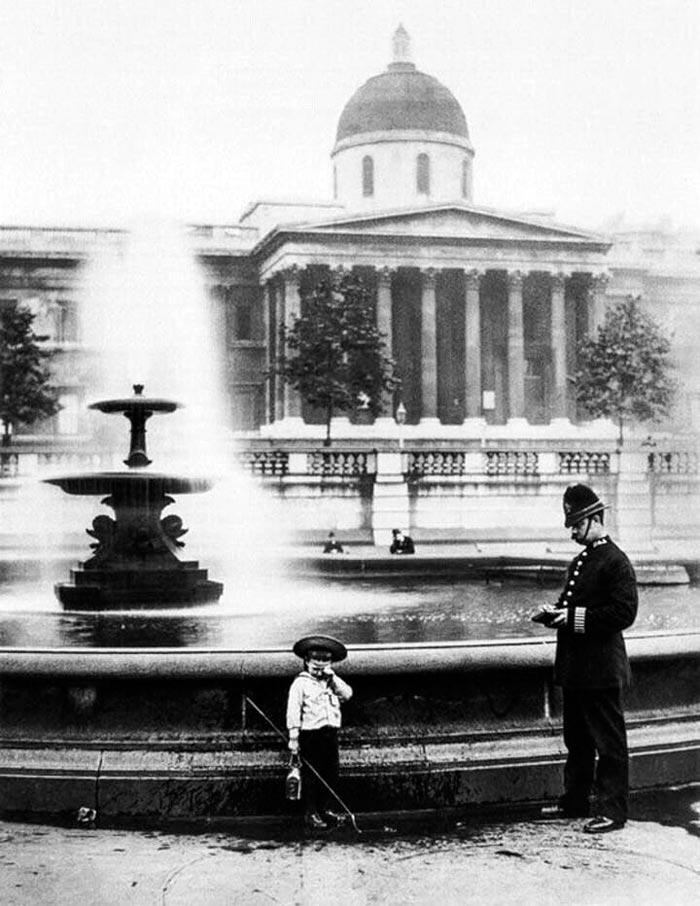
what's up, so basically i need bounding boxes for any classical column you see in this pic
[376,266,393,347]
[270,278,285,423]
[375,266,395,421]
[281,266,302,421]
[263,279,273,424]
[589,273,609,333]
[420,268,438,422]
[550,272,568,420]
[464,269,483,420]
[507,270,525,420]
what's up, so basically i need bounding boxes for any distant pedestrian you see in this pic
[323,532,345,554]
[389,528,415,555]
[286,634,353,831]
[534,484,638,833]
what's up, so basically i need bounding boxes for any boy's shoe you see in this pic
[583,815,625,834]
[540,803,589,819]
[305,812,329,831]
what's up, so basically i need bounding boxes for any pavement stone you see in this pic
[0,816,698,906]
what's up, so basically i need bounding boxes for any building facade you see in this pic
[1,29,699,546]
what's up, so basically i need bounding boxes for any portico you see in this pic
[257,204,611,431]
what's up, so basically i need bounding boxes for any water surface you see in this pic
[1,562,698,649]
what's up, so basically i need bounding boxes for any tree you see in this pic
[574,296,676,446]
[274,271,400,445]
[0,302,61,445]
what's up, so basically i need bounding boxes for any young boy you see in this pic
[286,634,353,830]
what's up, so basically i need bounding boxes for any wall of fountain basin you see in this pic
[0,631,698,822]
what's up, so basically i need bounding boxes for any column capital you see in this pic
[551,271,567,293]
[464,269,483,291]
[507,270,524,291]
[590,272,610,293]
[279,264,302,287]
[376,265,395,288]
[421,267,438,289]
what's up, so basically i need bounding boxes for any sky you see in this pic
[0,0,698,231]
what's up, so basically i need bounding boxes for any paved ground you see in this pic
[1,806,699,906]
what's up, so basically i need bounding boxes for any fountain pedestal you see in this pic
[45,385,223,610]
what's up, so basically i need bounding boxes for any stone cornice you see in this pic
[253,229,612,274]
[332,129,474,157]
[258,243,611,283]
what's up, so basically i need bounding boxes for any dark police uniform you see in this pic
[554,535,638,822]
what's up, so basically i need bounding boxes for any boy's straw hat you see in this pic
[293,634,347,662]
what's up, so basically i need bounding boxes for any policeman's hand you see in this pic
[288,738,299,754]
[531,605,558,626]
[550,609,568,628]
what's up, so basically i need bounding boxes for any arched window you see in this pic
[362,156,374,197]
[417,153,430,194]
[461,160,470,199]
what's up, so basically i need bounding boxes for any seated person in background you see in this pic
[323,532,345,554]
[390,528,415,555]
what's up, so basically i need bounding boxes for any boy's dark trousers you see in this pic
[299,726,339,815]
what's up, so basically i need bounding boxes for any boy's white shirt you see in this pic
[286,670,353,736]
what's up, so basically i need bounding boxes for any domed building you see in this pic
[332,25,474,212]
[241,26,612,435]
[2,26,700,547]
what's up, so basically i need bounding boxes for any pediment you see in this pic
[292,204,605,245]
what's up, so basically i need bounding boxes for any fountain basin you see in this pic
[0,631,697,821]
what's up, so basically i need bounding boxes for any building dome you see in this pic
[336,64,469,143]
[332,26,475,213]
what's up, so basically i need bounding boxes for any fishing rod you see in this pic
[244,693,362,834]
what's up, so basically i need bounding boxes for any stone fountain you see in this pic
[44,384,223,609]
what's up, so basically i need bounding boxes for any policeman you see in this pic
[534,484,638,833]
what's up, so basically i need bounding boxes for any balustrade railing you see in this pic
[408,451,466,477]
[236,450,289,477]
[559,451,611,475]
[307,451,370,477]
[0,226,123,254]
[37,452,113,470]
[647,450,699,475]
[485,451,539,477]
[7,443,698,485]
[234,447,622,480]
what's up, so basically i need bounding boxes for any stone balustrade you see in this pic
[3,441,700,547]
[0,225,123,256]
[0,224,257,257]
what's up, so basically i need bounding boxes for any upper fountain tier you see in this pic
[90,392,179,415]
[45,384,214,496]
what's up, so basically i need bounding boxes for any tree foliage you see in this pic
[575,296,676,445]
[274,271,399,444]
[0,302,61,445]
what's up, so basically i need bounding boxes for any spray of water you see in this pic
[75,218,290,604]
[0,217,293,614]
[79,218,229,473]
